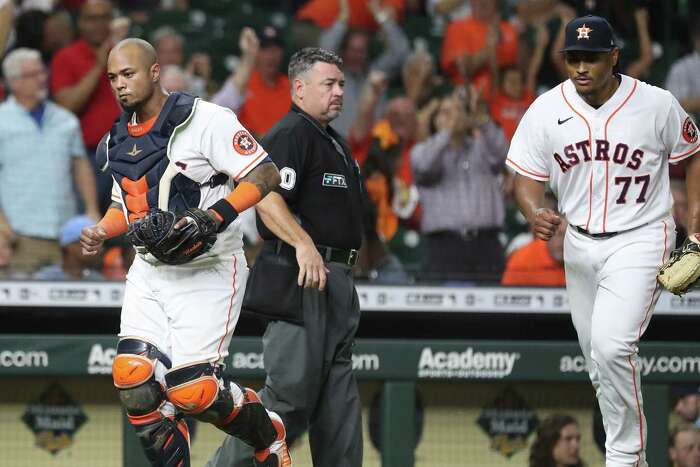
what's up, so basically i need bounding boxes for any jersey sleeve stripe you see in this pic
[602,79,637,232]
[505,158,549,180]
[233,151,269,181]
[669,143,700,161]
[560,83,594,231]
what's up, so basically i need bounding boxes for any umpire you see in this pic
[207,47,364,467]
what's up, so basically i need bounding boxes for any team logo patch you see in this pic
[232,130,258,155]
[576,24,592,39]
[322,173,347,188]
[682,117,698,144]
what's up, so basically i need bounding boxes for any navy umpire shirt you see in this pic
[257,103,364,250]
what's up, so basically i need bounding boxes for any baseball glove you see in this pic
[657,235,700,295]
[127,208,218,265]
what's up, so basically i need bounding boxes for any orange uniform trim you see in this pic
[112,354,155,389]
[224,181,263,213]
[560,84,594,230]
[233,151,268,181]
[98,207,128,238]
[167,376,219,414]
[670,142,700,161]
[120,175,150,222]
[128,409,162,426]
[603,80,638,231]
[128,114,157,137]
[505,158,549,180]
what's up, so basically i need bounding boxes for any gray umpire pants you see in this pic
[205,261,363,467]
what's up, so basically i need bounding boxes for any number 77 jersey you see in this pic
[506,74,700,234]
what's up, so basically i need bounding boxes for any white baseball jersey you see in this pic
[507,74,700,233]
[110,98,268,261]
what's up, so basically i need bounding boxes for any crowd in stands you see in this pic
[0,0,696,285]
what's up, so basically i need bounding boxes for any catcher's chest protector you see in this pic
[103,93,203,220]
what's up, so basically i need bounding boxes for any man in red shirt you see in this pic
[212,25,291,138]
[50,0,121,212]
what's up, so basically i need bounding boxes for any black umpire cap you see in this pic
[562,15,616,52]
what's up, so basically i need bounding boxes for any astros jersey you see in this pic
[506,74,700,234]
[109,98,268,260]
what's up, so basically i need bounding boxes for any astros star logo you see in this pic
[239,135,254,151]
[577,24,593,39]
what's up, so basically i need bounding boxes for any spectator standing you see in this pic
[411,89,508,281]
[50,0,122,213]
[0,48,98,274]
[361,96,422,269]
[670,424,700,467]
[213,25,291,138]
[34,216,104,280]
[441,0,519,101]
[319,0,409,137]
[489,20,547,141]
[490,65,536,142]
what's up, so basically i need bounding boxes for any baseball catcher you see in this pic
[658,235,700,295]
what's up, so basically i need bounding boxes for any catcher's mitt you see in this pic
[657,235,700,295]
[127,208,218,265]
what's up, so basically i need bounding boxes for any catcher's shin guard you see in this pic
[129,411,191,467]
[165,363,276,449]
[113,338,190,467]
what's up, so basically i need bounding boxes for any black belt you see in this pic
[572,226,619,239]
[264,240,359,266]
[572,222,648,239]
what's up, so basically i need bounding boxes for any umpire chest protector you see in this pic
[98,92,222,221]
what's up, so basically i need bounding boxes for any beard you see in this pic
[120,99,140,113]
[120,86,154,113]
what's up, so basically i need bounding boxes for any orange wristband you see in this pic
[225,181,263,213]
[98,207,129,238]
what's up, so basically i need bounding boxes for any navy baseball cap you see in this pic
[256,24,284,49]
[562,15,616,52]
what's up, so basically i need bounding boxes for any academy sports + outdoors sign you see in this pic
[1,336,700,383]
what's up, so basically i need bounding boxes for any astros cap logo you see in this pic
[577,24,593,40]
